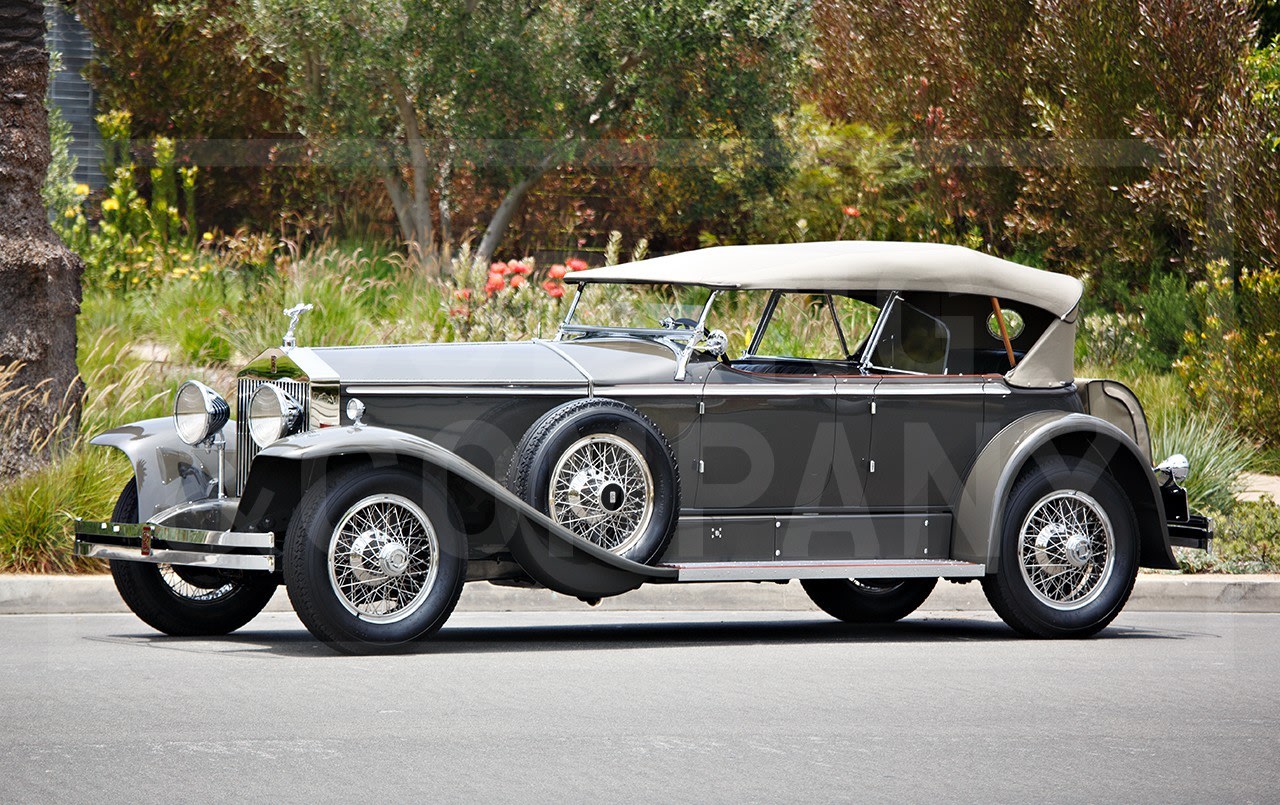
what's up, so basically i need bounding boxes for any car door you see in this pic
[693,291,844,513]
[859,293,988,510]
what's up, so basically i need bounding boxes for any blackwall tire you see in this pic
[108,479,278,637]
[981,459,1139,638]
[801,578,938,624]
[507,398,679,564]
[284,465,466,654]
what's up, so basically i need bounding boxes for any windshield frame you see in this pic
[555,283,719,344]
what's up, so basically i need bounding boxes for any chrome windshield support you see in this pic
[674,291,720,382]
[554,284,586,341]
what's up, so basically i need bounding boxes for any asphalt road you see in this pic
[2,609,1276,804]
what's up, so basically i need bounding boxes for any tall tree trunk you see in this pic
[0,0,84,478]
[475,147,564,265]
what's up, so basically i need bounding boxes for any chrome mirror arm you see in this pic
[673,291,719,381]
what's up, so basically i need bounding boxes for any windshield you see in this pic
[560,284,713,338]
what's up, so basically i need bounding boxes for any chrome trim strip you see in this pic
[598,384,706,397]
[343,384,586,396]
[865,382,989,396]
[75,519,276,549]
[74,542,275,572]
[703,384,836,396]
[534,339,595,396]
[663,558,985,582]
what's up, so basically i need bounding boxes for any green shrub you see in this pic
[1177,260,1280,446]
[1150,408,1261,514]
[1137,273,1191,370]
[1177,498,1280,574]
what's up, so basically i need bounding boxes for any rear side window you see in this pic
[866,296,951,374]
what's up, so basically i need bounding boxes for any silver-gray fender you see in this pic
[89,417,236,521]
[952,411,1177,570]
[239,425,676,597]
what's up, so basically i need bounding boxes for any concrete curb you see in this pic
[2,572,1279,616]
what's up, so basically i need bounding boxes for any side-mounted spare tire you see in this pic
[506,398,680,583]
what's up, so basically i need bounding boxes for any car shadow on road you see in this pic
[97,614,1185,658]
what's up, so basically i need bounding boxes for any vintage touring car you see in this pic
[75,241,1211,651]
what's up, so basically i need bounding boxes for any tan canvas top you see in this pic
[573,241,1083,319]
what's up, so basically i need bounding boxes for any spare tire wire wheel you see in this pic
[548,433,655,554]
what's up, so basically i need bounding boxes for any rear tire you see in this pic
[982,459,1139,638]
[109,479,278,636]
[801,578,938,624]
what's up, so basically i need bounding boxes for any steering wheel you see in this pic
[659,316,703,332]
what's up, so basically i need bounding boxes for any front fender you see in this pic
[245,426,676,596]
[90,417,235,520]
[953,411,1176,570]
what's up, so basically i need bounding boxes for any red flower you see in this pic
[484,275,505,295]
[542,280,564,298]
[548,264,567,279]
[453,288,472,300]
[566,258,589,272]
[843,206,861,218]
[489,261,507,275]
[509,261,532,275]
[510,275,527,288]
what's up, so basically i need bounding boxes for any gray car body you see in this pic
[90,308,1180,598]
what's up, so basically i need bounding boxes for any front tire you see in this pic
[801,578,938,624]
[982,459,1139,638]
[284,465,466,653]
[109,479,278,636]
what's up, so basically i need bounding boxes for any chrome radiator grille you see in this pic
[236,377,310,495]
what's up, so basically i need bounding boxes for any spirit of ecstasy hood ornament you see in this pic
[282,302,314,349]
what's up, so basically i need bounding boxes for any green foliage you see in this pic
[56,112,215,292]
[1137,273,1192,370]
[718,107,930,245]
[41,49,81,224]
[1177,260,1280,445]
[207,0,810,263]
[1177,498,1280,574]
[1150,408,1261,515]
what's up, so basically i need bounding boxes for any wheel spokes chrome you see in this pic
[1017,490,1115,611]
[159,565,236,602]
[327,494,440,623]
[548,433,655,554]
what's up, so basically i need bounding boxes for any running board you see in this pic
[659,559,986,582]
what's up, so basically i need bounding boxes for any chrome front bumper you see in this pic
[73,519,277,572]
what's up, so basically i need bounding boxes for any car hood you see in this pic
[302,338,681,388]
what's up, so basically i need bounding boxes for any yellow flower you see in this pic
[131,276,141,284]
[101,198,120,213]
[63,207,76,219]
[202,232,214,242]
[74,183,90,196]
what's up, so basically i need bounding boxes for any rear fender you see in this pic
[241,426,675,597]
[953,411,1176,570]
[89,417,235,520]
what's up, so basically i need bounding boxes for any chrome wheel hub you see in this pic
[549,433,655,554]
[1018,490,1116,611]
[327,494,439,623]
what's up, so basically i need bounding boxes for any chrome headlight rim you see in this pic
[248,382,304,449]
[173,380,231,446]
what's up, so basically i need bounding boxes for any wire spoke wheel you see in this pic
[327,494,440,624]
[1017,490,1116,611]
[158,565,236,602]
[548,433,655,554]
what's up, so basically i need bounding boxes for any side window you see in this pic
[754,293,848,360]
[832,295,881,356]
[867,296,951,374]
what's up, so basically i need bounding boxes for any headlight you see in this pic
[173,380,230,446]
[248,382,304,448]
